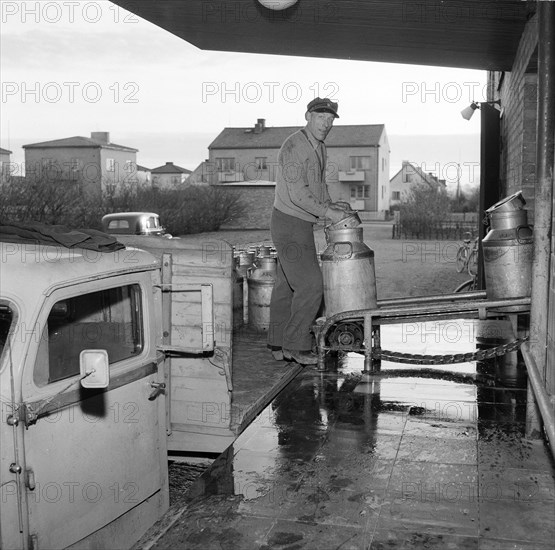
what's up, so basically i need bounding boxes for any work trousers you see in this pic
[268,208,323,351]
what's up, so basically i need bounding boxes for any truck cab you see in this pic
[0,242,169,550]
[0,231,299,549]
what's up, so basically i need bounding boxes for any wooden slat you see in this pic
[170,377,231,427]
[117,237,235,452]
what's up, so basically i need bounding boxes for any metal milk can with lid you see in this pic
[232,249,256,329]
[321,214,377,317]
[482,191,534,300]
[247,255,277,331]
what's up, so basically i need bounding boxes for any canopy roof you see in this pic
[111,0,535,71]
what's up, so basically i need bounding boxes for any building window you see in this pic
[392,191,401,200]
[171,175,181,184]
[70,158,82,170]
[68,158,82,181]
[402,164,417,183]
[34,285,143,386]
[41,158,58,172]
[41,158,61,179]
[351,185,370,199]
[255,157,267,170]
[106,158,116,172]
[350,156,371,170]
[216,158,235,172]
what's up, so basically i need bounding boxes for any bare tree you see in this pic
[399,182,452,239]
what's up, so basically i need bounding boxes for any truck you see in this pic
[0,230,300,550]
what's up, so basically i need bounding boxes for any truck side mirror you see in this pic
[79,350,110,388]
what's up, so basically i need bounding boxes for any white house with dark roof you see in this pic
[150,161,192,189]
[207,118,391,219]
[23,132,138,195]
[389,160,447,207]
[136,164,152,185]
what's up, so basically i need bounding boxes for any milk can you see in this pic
[247,256,277,331]
[321,218,377,317]
[235,250,256,279]
[232,249,256,329]
[482,191,533,300]
[232,267,244,329]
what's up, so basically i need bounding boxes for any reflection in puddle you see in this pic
[153,317,555,550]
[188,319,533,503]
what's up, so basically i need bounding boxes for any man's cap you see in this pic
[306,97,339,118]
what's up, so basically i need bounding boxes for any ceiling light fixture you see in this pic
[258,0,298,10]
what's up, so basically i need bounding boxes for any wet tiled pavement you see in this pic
[139,318,555,549]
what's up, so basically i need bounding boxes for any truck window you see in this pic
[34,285,143,386]
[0,304,14,360]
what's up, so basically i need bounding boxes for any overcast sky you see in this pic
[1,1,488,191]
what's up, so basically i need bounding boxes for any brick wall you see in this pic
[492,13,538,222]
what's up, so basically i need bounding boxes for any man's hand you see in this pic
[325,205,347,223]
[334,201,352,212]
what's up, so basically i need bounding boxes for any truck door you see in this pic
[116,236,236,454]
[20,275,168,550]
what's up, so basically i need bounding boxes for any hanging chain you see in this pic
[371,336,528,365]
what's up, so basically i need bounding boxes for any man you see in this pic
[268,97,348,365]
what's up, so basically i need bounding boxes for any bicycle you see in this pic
[454,271,478,292]
[456,232,479,276]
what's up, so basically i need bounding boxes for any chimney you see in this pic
[253,118,266,134]
[166,162,173,165]
[91,131,110,144]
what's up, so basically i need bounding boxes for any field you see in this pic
[178,222,473,299]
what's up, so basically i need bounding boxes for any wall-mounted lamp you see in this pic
[461,100,501,120]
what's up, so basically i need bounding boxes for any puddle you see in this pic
[145,318,555,550]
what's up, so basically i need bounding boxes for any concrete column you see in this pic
[527,1,555,437]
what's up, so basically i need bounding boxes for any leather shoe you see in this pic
[283,349,318,365]
[268,345,284,361]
